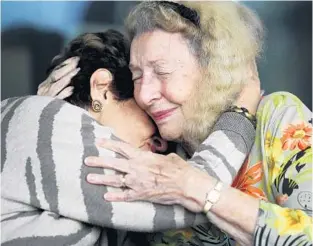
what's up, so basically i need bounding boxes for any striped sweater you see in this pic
[1,96,255,245]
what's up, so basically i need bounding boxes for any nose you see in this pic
[135,75,161,107]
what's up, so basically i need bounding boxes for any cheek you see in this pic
[134,85,144,108]
[163,77,195,105]
[138,113,156,137]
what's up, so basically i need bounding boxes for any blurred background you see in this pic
[1,1,312,109]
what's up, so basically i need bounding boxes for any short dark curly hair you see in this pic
[47,30,134,109]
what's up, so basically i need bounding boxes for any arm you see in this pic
[189,73,260,184]
[1,206,101,245]
[189,110,255,185]
[86,93,312,245]
[1,96,207,236]
[34,58,259,231]
[183,92,313,245]
[1,96,102,245]
[252,93,312,245]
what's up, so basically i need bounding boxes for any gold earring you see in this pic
[92,100,102,112]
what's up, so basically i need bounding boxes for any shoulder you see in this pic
[256,92,312,152]
[1,95,62,111]
[1,95,90,119]
[258,91,308,111]
[256,91,311,126]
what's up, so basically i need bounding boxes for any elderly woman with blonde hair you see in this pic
[82,1,312,246]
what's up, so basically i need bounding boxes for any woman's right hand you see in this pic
[37,57,80,99]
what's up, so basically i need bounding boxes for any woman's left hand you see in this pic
[85,139,214,213]
[37,57,80,98]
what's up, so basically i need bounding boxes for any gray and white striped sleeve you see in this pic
[1,96,208,246]
[189,111,256,185]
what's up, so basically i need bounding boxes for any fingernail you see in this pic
[104,193,112,200]
[87,174,96,182]
[72,68,80,74]
[96,138,106,145]
[84,157,94,165]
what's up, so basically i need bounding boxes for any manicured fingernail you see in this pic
[104,193,112,200]
[84,157,94,165]
[87,174,96,182]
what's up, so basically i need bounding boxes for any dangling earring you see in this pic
[92,100,102,112]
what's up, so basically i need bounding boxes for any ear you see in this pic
[90,68,113,103]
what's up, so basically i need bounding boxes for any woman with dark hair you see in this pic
[2,28,261,245]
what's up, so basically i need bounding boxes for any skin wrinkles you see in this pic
[130,30,201,142]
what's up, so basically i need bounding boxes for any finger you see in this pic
[38,79,50,90]
[86,173,125,188]
[104,189,138,202]
[48,57,80,83]
[38,57,79,90]
[96,139,141,159]
[56,86,74,99]
[50,68,80,96]
[37,85,47,96]
[85,156,131,173]
[55,56,79,69]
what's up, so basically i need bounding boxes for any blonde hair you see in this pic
[126,1,264,149]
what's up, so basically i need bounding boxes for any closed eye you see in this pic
[156,72,170,75]
[132,76,142,84]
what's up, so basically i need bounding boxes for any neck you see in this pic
[90,99,147,146]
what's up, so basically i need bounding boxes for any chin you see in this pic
[158,124,183,142]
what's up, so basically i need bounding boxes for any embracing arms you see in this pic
[1,58,258,244]
[87,92,312,246]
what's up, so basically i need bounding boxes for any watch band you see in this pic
[203,181,223,214]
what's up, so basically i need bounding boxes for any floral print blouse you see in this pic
[150,92,312,246]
